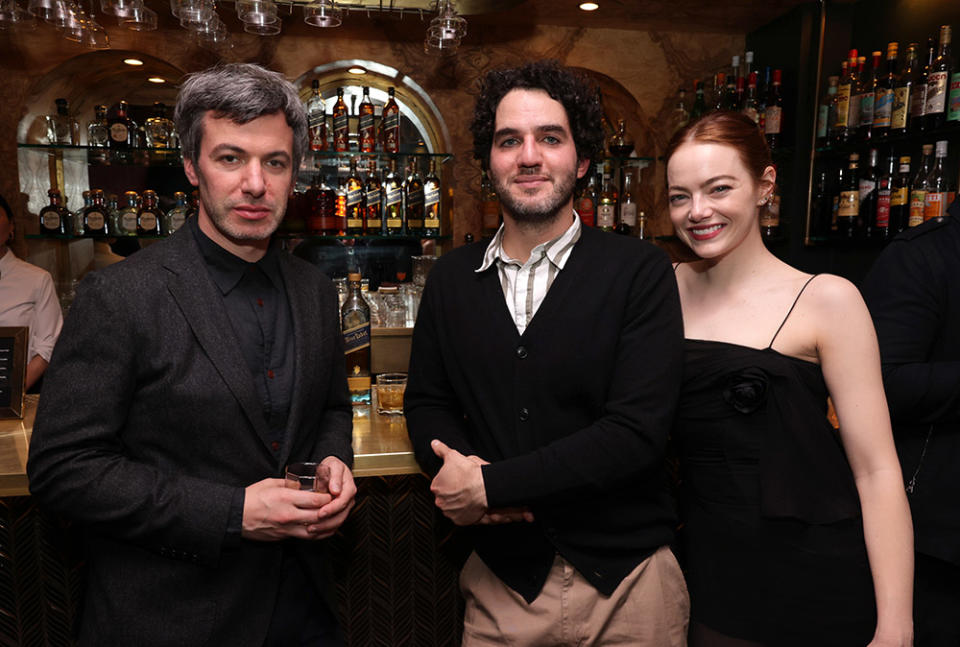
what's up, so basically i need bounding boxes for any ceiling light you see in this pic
[579,2,598,10]
[123,57,143,65]
[148,76,165,83]
[348,67,366,75]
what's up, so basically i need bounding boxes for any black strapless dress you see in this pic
[674,339,877,646]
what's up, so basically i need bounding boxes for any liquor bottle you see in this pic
[596,163,617,232]
[318,175,339,235]
[836,153,860,239]
[608,120,634,157]
[759,179,781,240]
[712,72,727,113]
[810,167,832,239]
[345,157,365,235]
[144,102,176,149]
[817,76,838,144]
[364,160,383,235]
[306,79,327,153]
[108,100,138,152]
[890,156,911,234]
[38,189,69,236]
[925,25,953,130]
[923,140,952,221]
[164,191,189,235]
[87,104,109,147]
[382,86,400,154]
[744,51,754,81]
[741,72,760,126]
[341,272,371,405]
[859,149,879,239]
[912,38,936,132]
[423,158,441,237]
[892,43,918,134]
[577,171,597,227]
[690,80,707,121]
[671,87,689,134]
[72,191,89,237]
[106,193,122,237]
[872,42,898,139]
[332,87,349,152]
[335,177,347,235]
[383,158,404,235]
[480,170,501,235]
[873,151,895,242]
[137,190,162,236]
[909,144,934,227]
[636,211,648,240]
[728,75,744,112]
[856,53,879,142]
[358,86,376,153]
[764,70,783,149]
[835,52,857,144]
[305,172,323,234]
[617,171,637,235]
[404,158,425,237]
[758,67,771,132]
[46,98,79,145]
[949,66,960,122]
[83,189,109,237]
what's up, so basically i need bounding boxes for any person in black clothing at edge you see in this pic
[862,199,960,647]
[404,60,689,646]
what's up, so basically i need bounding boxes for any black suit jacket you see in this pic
[405,226,683,602]
[862,201,960,567]
[27,225,353,646]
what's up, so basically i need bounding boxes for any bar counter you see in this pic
[0,389,421,496]
[0,391,459,646]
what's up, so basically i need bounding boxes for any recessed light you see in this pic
[579,2,599,10]
[348,67,366,75]
[123,58,144,66]
[148,77,166,84]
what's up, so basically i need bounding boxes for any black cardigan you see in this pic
[862,200,960,567]
[405,225,684,602]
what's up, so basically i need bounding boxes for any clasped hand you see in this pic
[430,440,534,526]
[242,456,356,541]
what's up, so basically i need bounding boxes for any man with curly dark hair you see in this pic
[406,60,689,645]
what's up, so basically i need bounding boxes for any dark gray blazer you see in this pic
[27,225,353,646]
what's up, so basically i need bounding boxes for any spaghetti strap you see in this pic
[767,274,820,349]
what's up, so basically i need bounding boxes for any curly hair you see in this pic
[470,60,604,192]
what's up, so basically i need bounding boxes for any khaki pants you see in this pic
[460,546,689,647]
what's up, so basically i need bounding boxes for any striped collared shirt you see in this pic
[475,214,582,334]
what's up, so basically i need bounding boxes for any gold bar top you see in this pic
[0,389,419,498]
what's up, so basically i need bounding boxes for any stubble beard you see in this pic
[491,167,577,226]
[194,166,286,243]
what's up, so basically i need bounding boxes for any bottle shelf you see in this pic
[815,121,960,156]
[304,151,453,164]
[18,143,184,167]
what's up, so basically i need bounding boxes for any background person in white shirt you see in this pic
[0,194,63,391]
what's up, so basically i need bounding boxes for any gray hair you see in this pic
[174,63,307,171]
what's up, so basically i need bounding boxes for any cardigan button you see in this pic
[519,408,529,421]
[516,346,528,359]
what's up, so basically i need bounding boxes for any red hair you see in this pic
[664,111,773,183]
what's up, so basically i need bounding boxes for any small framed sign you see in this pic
[0,327,28,419]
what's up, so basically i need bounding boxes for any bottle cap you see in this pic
[935,140,948,157]
[348,272,361,282]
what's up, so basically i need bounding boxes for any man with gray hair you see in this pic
[28,63,354,646]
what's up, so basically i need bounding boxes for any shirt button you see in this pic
[270,441,280,451]
[519,407,529,421]
[256,298,264,307]
[267,369,275,379]
[516,346,528,359]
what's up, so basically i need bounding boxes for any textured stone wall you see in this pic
[0,18,743,255]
